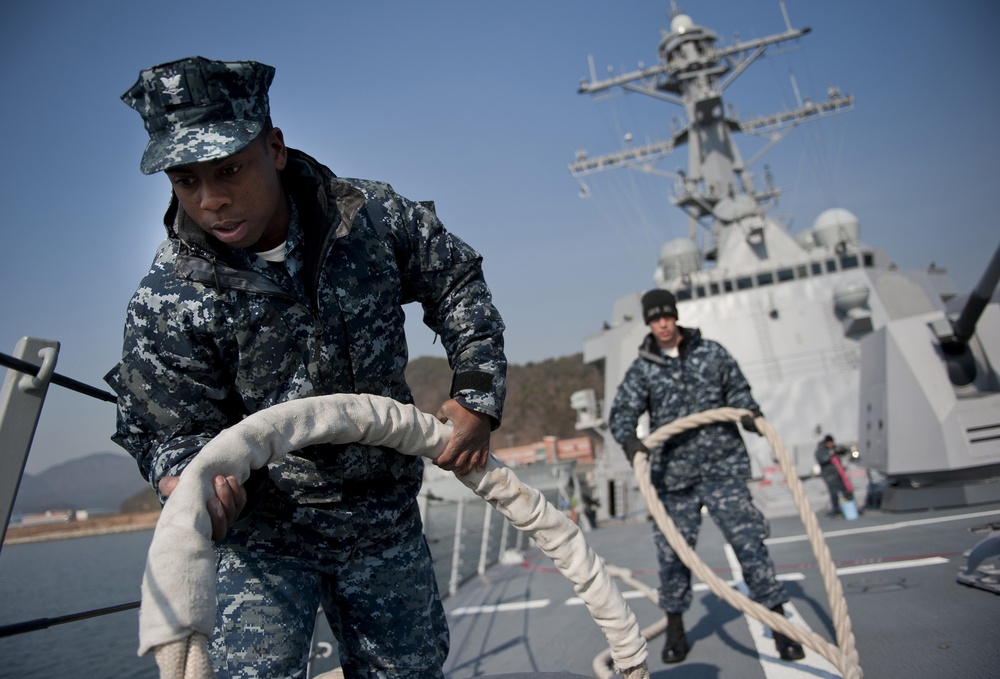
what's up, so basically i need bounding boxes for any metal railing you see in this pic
[421,492,529,597]
[0,338,141,641]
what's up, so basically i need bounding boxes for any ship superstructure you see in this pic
[568,5,970,519]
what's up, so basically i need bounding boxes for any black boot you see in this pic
[770,605,805,661]
[662,612,690,664]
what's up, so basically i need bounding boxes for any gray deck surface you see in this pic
[442,500,1000,678]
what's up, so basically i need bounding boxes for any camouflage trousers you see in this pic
[210,484,448,678]
[650,477,787,613]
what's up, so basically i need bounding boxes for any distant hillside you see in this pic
[13,354,601,513]
[406,353,602,447]
[13,452,148,514]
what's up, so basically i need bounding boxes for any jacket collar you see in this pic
[637,325,700,364]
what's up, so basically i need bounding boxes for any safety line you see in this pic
[0,350,116,403]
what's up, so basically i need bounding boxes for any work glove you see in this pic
[622,434,650,464]
[740,410,763,435]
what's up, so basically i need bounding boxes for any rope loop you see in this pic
[630,408,862,678]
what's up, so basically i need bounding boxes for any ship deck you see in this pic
[441,499,1000,678]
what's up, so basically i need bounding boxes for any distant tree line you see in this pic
[406,353,603,448]
[119,353,603,512]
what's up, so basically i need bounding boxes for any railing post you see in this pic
[448,497,466,596]
[0,337,60,552]
[477,505,492,575]
[499,512,510,554]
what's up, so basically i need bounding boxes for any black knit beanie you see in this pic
[641,289,678,323]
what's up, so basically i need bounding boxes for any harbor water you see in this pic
[0,530,158,679]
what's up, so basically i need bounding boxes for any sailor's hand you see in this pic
[434,399,492,476]
[623,434,650,465]
[159,474,247,541]
[740,409,764,435]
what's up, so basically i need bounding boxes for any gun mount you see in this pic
[858,241,1000,511]
[939,243,1000,387]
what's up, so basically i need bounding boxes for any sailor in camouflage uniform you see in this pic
[609,289,804,665]
[106,57,507,678]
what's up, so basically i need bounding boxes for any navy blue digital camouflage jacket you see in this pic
[609,327,758,491]
[105,148,507,504]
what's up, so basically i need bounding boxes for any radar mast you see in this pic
[570,3,853,257]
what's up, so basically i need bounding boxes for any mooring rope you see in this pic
[140,394,649,679]
[607,408,862,679]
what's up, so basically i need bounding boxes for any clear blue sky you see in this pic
[2,0,998,474]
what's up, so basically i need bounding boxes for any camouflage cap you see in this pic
[121,56,275,174]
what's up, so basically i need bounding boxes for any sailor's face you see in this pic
[649,315,679,348]
[165,128,289,252]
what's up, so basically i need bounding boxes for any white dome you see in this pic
[834,280,870,313]
[658,237,701,282]
[813,208,860,248]
[671,14,694,34]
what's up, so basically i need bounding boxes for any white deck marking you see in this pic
[766,508,1000,545]
[693,572,806,593]
[563,573,806,606]
[835,556,949,575]
[449,599,551,616]
[724,543,841,678]
[454,546,949,621]
[564,589,650,606]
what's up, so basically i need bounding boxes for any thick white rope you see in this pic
[140,394,648,678]
[630,408,862,679]
[592,566,663,677]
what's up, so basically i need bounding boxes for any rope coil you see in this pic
[141,395,650,678]
[626,408,862,678]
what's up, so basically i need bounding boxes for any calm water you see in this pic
[0,494,531,678]
[0,530,158,679]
